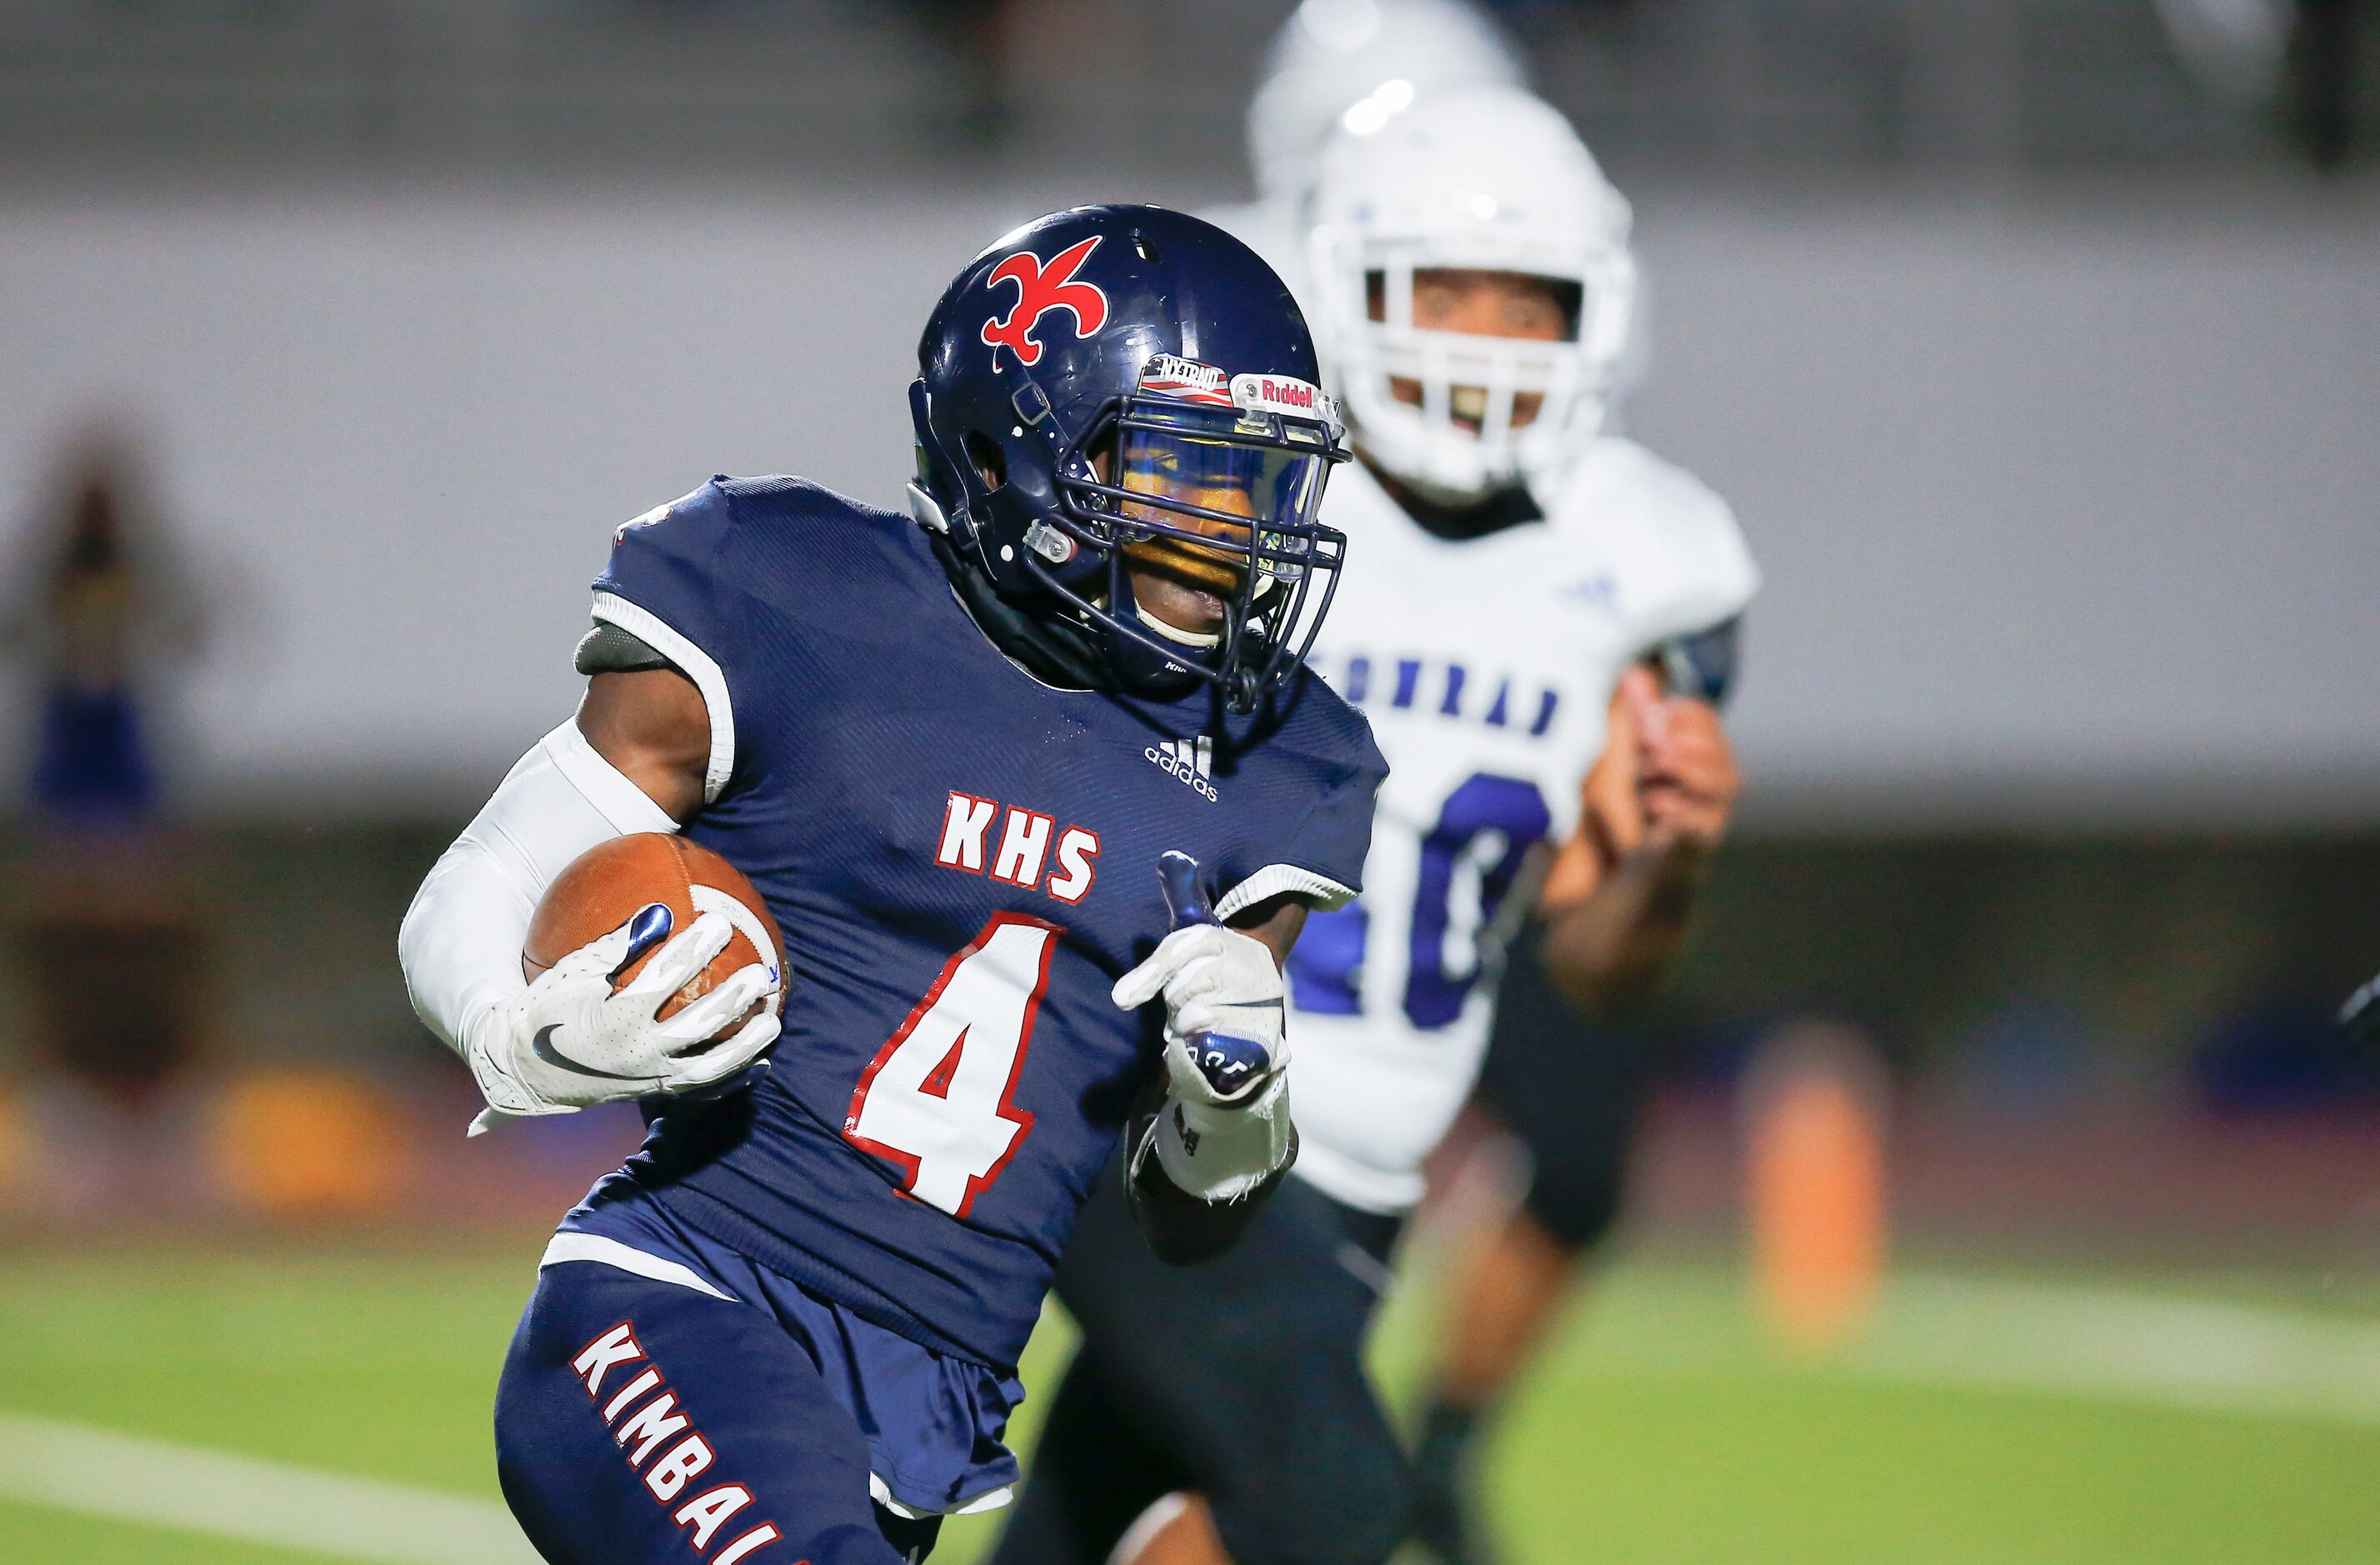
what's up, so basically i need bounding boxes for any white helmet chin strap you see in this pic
[1136,602,1223,649]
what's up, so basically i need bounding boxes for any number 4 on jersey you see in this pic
[844,914,1060,1217]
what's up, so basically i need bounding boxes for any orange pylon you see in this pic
[207,1069,412,1219]
[1742,1022,1888,1353]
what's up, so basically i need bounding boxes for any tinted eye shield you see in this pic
[1028,389,1351,707]
[1052,396,1346,578]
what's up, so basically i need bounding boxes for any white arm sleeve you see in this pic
[398,718,679,1067]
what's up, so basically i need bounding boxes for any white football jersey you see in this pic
[1284,444,1759,1214]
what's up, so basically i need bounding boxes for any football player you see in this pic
[397,205,1385,1565]
[1232,0,1528,270]
[986,87,1755,1565]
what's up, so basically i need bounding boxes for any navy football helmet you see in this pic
[911,204,1351,713]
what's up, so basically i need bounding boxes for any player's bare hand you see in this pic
[1621,663,1739,850]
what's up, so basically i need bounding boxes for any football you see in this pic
[523,833,786,1036]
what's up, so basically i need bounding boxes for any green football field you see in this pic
[1,1238,2375,1563]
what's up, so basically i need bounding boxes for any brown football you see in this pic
[524,833,786,1037]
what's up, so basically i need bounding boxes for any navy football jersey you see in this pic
[584,476,1384,1372]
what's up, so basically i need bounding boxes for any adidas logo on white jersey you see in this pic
[1144,737,1218,802]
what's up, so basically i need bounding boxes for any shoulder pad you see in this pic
[605,478,732,558]
[611,475,896,541]
[589,475,912,809]
[1269,665,1389,787]
[713,473,828,505]
[715,472,917,548]
[1540,437,1760,651]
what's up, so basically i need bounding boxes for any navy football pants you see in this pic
[989,1169,1408,1565]
[496,1259,941,1565]
[1475,922,1658,1252]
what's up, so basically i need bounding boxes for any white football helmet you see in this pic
[1246,0,1526,211]
[1306,86,1638,503]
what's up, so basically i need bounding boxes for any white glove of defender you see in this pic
[1113,921,1292,1202]
[466,909,782,1121]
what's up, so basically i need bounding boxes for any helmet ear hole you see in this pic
[962,431,1008,491]
[1547,278,1585,341]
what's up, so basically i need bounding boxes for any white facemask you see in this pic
[1305,86,1638,503]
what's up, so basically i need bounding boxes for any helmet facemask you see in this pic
[1023,369,1348,712]
[1312,230,1636,504]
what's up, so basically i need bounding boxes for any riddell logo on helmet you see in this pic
[1144,738,1218,802]
[980,238,1109,368]
[1230,372,1340,428]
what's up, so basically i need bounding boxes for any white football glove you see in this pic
[1113,922,1292,1202]
[465,908,782,1123]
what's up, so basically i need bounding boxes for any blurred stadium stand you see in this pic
[0,0,2368,181]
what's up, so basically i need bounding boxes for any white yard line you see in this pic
[0,1413,542,1563]
[1856,1274,2380,1428]
[1535,1266,2380,1429]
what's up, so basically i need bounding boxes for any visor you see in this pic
[1116,407,1328,590]
[1026,356,1351,709]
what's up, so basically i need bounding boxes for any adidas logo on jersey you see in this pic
[1144,738,1218,802]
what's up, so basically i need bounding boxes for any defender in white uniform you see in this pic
[1288,444,1753,1214]
[988,41,1756,1565]
[1288,93,1756,1565]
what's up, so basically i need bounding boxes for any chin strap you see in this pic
[1134,602,1223,650]
[928,528,1128,694]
